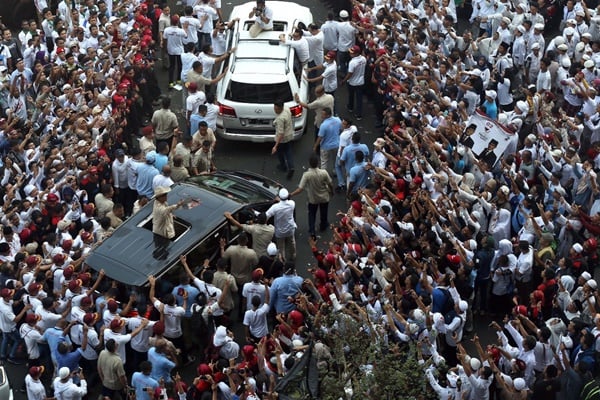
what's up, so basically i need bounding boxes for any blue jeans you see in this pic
[277,141,294,171]
[347,84,364,117]
[1,329,21,359]
[335,155,345,187]
[308,202,329,235]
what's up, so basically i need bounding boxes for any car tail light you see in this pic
[218,102,237,118]
[290,104,303,118]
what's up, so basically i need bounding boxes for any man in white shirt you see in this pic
[163,15,189,87]
[279,28,309,67]
[266,188,297,262]
[321,12,339,52]
[341,45,366,120]
[0,287,31,363]
[103,317,148,366]
[336,10,356,75]
[180,6,202,50]
[248,0,273,38]
[243,284,270,342]
[194,0,219,49]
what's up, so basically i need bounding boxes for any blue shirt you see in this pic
[55,348,83,372]
[131,372,159,400]
[269,274,304,314]
[153,152,169,173]
[135,163,159,198]
[148,347,176,383]
[190,114,207,136]
[348,162,370,192]
[171,283,201,317]
[483,100,498,120]
[42,327,71,361]
[341,143,369,172]
[318,116,342,151]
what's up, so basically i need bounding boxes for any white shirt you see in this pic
[304,30,324,65]
[153,300,185,338]
[103,329,132,364]
[282,37,309,64]
[163,26,186,55]
[70,324,99,360]
[180,16,201,45]
[243,303,270,338]
[112,156,129,190]
[194,4,218,34]
[127,317,156,353]
[266,199,296,237]
[53,377,87,400]
[0,299,16,332]
[26,375,47,400]
[20,323,43,359]
[321,20,339,51]
[348,55,366,86]
[536,70,551,92]
[242,282,268,310]
[322,61,338,93]
[337,21,357,51]
[198,52,215,78]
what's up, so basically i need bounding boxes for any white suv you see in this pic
[215,1,313,143]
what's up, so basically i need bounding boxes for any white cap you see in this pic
[531,42,541,50]
[517,26,526,34]
[516,101,529,114]
[554,36,565,46]
[534,23,544,30]
[267,242,278,256]
[502,16,511,24]
[412,309,426,324]
[485,90,497,100]
[59,367,70,379]
[526,134,537,143]
[470,357,481,371]
[459,300,469,312]
[562,58,572,68]
[584,60,594,69]
[588,279,597,289]
[278,188,289,200]
[514,378,527,391]
[557,43,568,51]
[581,271,592,281]
[339,10,349,18]
[583,32,593,39]
[576,42,586,52]
[499,185,510,196]
[576,10,585,17]
[565,27,575,36]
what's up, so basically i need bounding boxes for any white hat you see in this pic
[586,60,596,70]
[576,42,586,52]
[588,279,597,290]
[459,300,469,312]
[339,10,349,18]
[517,26,526,34]
[59,367,70,379]
[502,17,511,24]
[468,239,477,250]
[516,101,529,114]
[557,43,568,51]
[526,134,537,143]
[62,83,72,91]
[554,36,565,45]
[562,58,572,68]
[583,32,593,39]
[153,186,171,197]
[267,242,278,256]
[531,42,541,50]
[485,90,497,100]
[292,339,304,348]
[551,149,563,158]
[470,357,481,371]
[514,378,527,391]
[534,23,544,30]
[412,309,426,324]
[567,18,577,25]
[213,325,228,347]
[57,219,71,231]
[278,188,289,200]
[564,27,575,36]
[576,10,585,17]
[470,68,482,76]
[582,271,592,281]
[373,138,386,148]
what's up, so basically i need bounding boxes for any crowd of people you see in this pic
[0,0,599,399]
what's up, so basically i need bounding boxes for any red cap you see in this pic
[78,272,91,285]
[28,282,41,294]
[586,238,598,251]
[251,268,264,281]
[514,305,527,316]
[242,345,255,358]
[324,253,336,265]
[26,255,39,266]
[197,363,212,375]
[187,81,198,92]
[19,228,31,242]
[83,203,95,215]
[313,268,327,282]
[446,254,461,264]
[349,45,361,54]
[56,47,65,55]
[376,48,387,57]
[107,299,119,312]
[0,288,14,298]
[171,15,179,25]
[25,313,41,324]
[62,239,73,252]
[62,266,74,279]
[81,232,93,242]
[110,318,125,330]
[118,82,129,90]
[80,296,93,307]
[29,365,44,378]
[142,125,154,135]
[83,312,99,325]
[46,193,59,202]
[89,166,98,174]
[52,253,66,265]
[325,50,336,59]
[112,94,125,105]
[289,310,304,326]
[153,320,165,335]
[68,279,82,292]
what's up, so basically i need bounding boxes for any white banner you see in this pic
[459,110,516,167]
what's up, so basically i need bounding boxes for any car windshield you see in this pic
[226,81,292,103]
[188,175,273,203]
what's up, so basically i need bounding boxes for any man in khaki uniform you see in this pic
[290,154,333,238]
[271,101,295,179]
[151,96,180,149]
[152,186,184,259]
[97,339,126,398]
[295,85,334,141]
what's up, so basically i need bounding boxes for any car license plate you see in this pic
[248,118,271,125]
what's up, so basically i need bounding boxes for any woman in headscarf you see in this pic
[490,208,512,246]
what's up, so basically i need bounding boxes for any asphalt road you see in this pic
[4,1,495,397]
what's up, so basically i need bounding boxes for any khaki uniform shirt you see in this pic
[222,245,259,285]
[298,167,333,204]
[307,94,334,128]
[97,350,125,390]
[151,108,178,140]
[274,107,294,144]
[152,200,178,239]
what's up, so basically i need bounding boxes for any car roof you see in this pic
[230,60,288,83]
[86,183,243,286]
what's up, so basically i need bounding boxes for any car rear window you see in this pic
[226,81,292,103]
